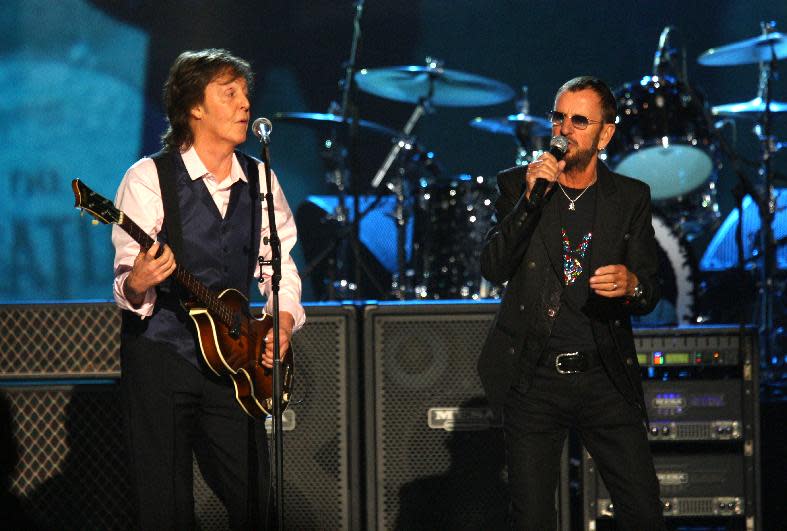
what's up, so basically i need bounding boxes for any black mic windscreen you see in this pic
[548,135,568,161]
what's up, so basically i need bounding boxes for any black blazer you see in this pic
[477,162,660,415]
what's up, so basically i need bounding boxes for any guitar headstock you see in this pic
[72,179,122,225]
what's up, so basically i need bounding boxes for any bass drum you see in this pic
[412,174,499,299]
[607,76,720,238]
[631,214,697,326]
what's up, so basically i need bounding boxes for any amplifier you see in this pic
[644,379,742,441]
[634,326,754,367]
[586,451,745,518]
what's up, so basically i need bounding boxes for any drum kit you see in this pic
[273,21,786,312]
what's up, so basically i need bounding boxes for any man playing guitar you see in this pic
[112,48,304,529]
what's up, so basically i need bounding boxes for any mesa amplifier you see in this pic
[644,379,742,441]
[363,301,571,531]
[585,451,746,519]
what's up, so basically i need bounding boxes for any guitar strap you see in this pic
[150,149,184,259]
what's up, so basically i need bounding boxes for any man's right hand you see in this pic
[124,242,177,306]
[525,152,566,200]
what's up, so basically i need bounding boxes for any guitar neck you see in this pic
[118,214,235,325]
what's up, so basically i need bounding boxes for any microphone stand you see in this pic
[256,128,285,531]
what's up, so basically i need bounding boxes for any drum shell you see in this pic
[606,77,715,201]
[412,176,498,299]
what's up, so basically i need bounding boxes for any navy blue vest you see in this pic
[121,150,262,367]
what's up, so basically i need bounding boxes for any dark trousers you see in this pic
[120,335,270,530]
[504,364,665,531]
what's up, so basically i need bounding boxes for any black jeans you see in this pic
[120,335,270,530]
[504,364,665,531]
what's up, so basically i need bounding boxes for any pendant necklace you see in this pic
[557,179,595,211]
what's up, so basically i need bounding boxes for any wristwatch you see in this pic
[630,283,644,299]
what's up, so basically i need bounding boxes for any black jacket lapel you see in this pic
[589,163,622,273]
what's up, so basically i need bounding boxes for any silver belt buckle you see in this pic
[555,351,580,374]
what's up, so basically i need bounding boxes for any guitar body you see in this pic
[188,288,293,417]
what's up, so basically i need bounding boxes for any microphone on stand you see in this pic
[252,117,273,144]
[529,135,568,208]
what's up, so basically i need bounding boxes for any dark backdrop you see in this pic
[0,0,785,302]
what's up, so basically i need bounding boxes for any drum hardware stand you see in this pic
[712,21,784,365]
[370,57,439,298]
[514,86,548,166]
[753,22,781,366]
[299,0,388,300]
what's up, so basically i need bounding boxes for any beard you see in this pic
[563,132,601,173]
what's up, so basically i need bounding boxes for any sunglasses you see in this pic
[547,111,603,130]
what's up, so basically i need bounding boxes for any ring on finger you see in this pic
[612,282,618,290]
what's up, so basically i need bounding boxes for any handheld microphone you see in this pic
[252,117,273,144]
[528,135,568,207]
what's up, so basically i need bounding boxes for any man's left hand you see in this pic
[589,265,638,298]
[262,311,295,368]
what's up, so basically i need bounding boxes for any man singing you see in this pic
[112,48,305,529]
[477,76,666,530]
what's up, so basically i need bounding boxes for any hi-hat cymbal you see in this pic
[698,31,787,66]
[355,66,514,107]
[469,114,552,137]
[712,97,787,117]
[271,112,399,138]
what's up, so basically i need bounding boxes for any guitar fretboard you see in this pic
[119,215,235,326]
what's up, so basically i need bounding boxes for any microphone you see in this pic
[252,117,273,144]
[528,135,568,207]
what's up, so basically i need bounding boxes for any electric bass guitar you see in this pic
[71,179,292,418]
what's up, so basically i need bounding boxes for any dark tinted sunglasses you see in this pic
[547,111,603,130]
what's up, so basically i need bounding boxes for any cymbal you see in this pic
[469,114,552,137]
[354,66,514,107]
[712,97,787,117]
[698,31,787,66]
[271,112,398,138]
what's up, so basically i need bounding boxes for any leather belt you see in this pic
[538,350,600,374]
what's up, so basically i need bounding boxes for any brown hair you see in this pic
[556,76,617,123]
[161,48,253,150]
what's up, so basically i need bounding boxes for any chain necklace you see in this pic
[557,179,595,211]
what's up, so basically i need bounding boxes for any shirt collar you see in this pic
[180,146,248,184]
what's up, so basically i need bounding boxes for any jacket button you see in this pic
[614,319,621,327]
[624,233,630,240]
[519,304,525,312]
[508,347,515,355]
[626,357,634,366]
[527,261,536,270]
[547,308,556,318]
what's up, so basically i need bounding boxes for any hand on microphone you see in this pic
[525,154,565,202]
[526,135,568,207]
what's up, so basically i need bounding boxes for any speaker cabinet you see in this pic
[1,383,130,530]
[1,302,360,531]
[363,301,570,531]
[0,302,121,378]
[270,302,361,530]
